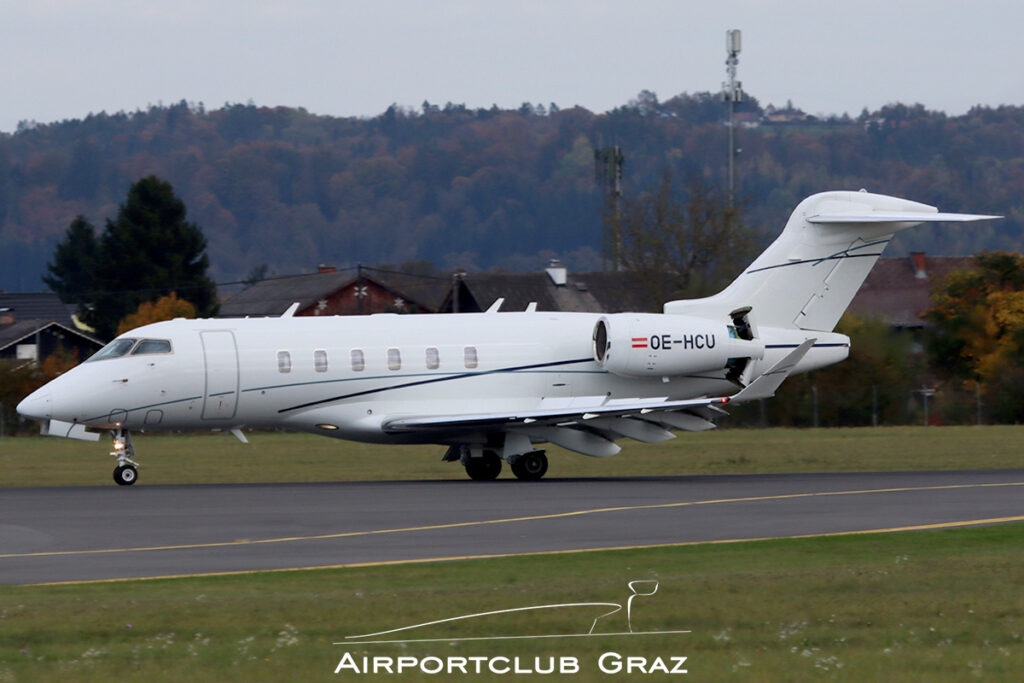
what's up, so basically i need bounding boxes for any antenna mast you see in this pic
[722,29,744,207]
[595,146,625,270]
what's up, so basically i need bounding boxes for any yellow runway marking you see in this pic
[4,480,1022,561]
[24,513,1024,586]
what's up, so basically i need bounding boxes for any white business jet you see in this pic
[18,191,997,484]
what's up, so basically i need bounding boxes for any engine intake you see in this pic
[593,313,764,378]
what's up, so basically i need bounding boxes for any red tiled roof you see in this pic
[847,256,974,326]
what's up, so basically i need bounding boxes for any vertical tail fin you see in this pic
[665,190,998,332]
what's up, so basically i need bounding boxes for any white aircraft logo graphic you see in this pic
[341,580,677,644]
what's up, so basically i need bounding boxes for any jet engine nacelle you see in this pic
[592,313,764,378]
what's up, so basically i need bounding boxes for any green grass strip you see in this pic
[2,523,1022,681]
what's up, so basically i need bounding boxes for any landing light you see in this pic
[316,424,339,431]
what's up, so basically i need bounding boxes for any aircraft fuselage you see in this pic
[20,312,844,445]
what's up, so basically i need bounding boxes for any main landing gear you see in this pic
[450,446,549,481]
[510,450,548,481]
[111,429,139,486]
[464,450,503,481]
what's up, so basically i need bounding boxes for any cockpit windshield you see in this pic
[88,338,173,361]
[132,339,172,355]
[89,338,139,361]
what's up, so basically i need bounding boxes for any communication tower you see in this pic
[595,146,625,270]
[722,29,744,207]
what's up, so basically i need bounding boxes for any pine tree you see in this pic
[87,176,218,339]
[42,215,100,314]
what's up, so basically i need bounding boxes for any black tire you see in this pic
[113,464,138,486]
[465,451,502,481]
[511,451,548,481]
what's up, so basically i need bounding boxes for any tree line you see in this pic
[5,172,1024,431]
[2,95,1023,292]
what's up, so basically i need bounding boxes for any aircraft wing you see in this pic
[382,340,814,443]
[381,394,732,433]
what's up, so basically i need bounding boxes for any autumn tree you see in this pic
[0,346,79,435]
[728,314,922,427]
[925,251,1024,422]
[116,292,196,335]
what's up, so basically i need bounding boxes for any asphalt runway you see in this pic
[3,469,1023,585]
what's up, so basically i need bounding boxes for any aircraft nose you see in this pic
[17,389,52,420]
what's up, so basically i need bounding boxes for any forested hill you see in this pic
[2,94,1023,291]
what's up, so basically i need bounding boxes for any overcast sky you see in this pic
[3,0,1021,133]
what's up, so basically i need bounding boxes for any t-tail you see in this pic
[665,190,999,332]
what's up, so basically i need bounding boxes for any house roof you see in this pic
[443,270,655,314]
[0,292,75,322]
[219,270,449,317]
[0,319,103,352]
[847,255,974,327]
[219,254,970,324]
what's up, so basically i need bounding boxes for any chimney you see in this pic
[545,259,567,286]
[910,252,927,279]
[0,307,13,325]
[317,264,337,274]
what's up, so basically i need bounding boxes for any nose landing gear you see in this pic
[111,429,139,486]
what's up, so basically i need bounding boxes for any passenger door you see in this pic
[200,330,239,420]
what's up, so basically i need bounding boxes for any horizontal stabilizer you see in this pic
[729,339,815,404]
[808,212,1000,224]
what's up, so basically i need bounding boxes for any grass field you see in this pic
[2,424,1023,487]
[3,427,1021,680]
[1,524,1022,681]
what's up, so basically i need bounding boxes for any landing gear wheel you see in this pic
[465,451,502,481]
[511,451,548,481]
[110,429,140,487]
[113,464,138,486]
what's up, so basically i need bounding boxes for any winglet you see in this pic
[281,302,300,318]
[728,339,816,404]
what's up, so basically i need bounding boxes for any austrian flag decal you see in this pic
[632,337,648,348]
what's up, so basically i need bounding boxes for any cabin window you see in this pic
[314,349,328,372]
[89,338,138,361]
[387,347,402,371]
[350,349,365,372]
[464,346,478,369]
[277,350,292,373]
[425,347,440,369]
[132,339,172,355]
